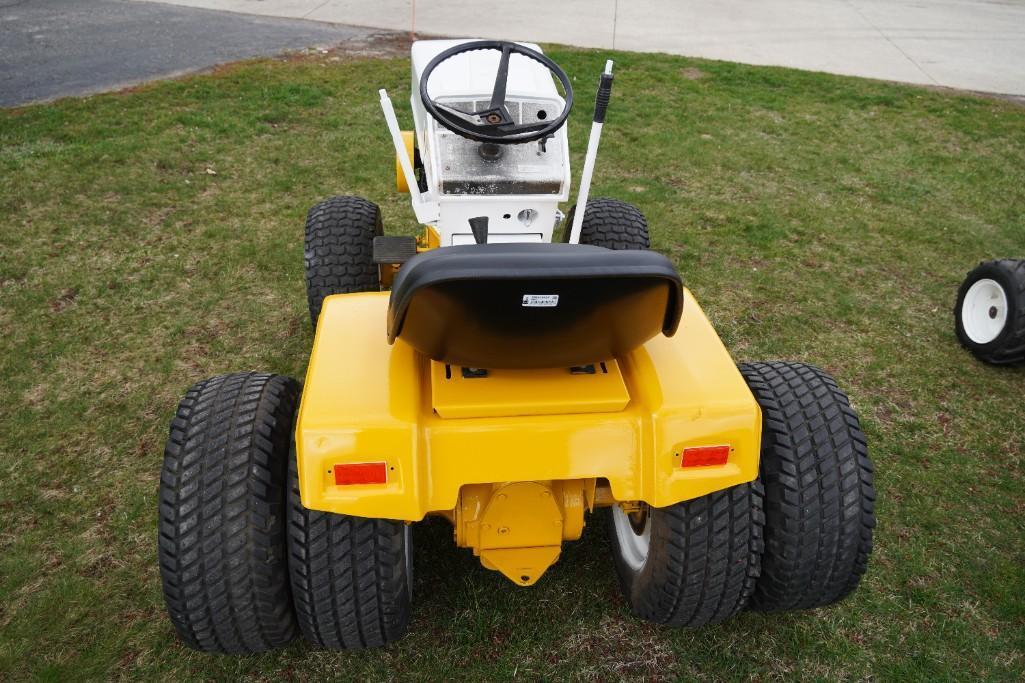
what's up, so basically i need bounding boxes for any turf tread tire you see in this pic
[739,361,875,612]
[610,483,764,627]
[564,198,650,250]
[304,196,382,328]
[954,258,1025,365]
[287,460,411,650]
[158,372,300,654]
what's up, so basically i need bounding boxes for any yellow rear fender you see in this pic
[296,288,761,521]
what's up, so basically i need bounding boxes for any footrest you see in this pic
[373,236,418,265]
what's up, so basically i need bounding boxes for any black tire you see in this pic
[739,362,876,612]
[608,483,764,627]
[563,198,649,249]
[954,259,1025,365]
[158,372,300,654]
[304,196,382,328]
[286,459,412,650]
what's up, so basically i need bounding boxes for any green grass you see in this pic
[2,46,1024,681]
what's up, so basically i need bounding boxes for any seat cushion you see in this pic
[387,243,683,369]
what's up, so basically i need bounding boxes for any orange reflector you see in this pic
[333,462,387,485]
[681,445,730,467]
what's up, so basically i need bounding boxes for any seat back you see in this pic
[387,243,683,369]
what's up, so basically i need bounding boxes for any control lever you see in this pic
[469,216,489,245]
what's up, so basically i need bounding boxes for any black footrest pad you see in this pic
[373,236,418,264]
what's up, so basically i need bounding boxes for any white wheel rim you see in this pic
[962,278,1008,344]
[611,506,650,572]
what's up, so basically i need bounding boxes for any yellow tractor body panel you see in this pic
[396,130,415,193]
[430,359,631,418]
[296,289,761,521]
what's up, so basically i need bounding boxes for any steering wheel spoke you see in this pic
[498,120,550,135]
[434,102,483,124]
[489,43,512,111]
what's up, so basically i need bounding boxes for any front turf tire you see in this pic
[304,196,382,328]
[608,483,764,627]
[286,459,412,650]
[563,198,650,249]
[954,259,1025,365]
[158,372,300,654]
[739,362,876,612]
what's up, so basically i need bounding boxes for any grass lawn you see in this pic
[1,45,1024,681]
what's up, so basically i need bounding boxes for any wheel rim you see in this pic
[962,278,1008,344]
[611,505,650,572]
[404,524,414,598]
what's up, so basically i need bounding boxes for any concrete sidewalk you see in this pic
[132,0,1025,96]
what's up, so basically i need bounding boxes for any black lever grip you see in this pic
[469,216,489,245]
[593,72,614,123]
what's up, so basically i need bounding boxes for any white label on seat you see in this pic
[522,294,559,307]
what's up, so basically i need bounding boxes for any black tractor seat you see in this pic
[387,243,683,369]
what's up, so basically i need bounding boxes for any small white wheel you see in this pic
[954,259,1025,364]
[610,505,650,572]
[961,278,1008,344]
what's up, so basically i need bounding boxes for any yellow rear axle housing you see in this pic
[447,479,596,585]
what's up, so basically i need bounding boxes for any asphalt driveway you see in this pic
[0,0,379,107]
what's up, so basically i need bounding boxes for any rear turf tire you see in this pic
[608,483,764,627]
[158,372,300,654]
[304,196,382,328]
[563,198,650,249]
[286,458,412,650]
[954,259,1025,365]
[739,361,876,611]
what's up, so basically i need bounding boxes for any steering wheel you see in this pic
[419,40,574,144]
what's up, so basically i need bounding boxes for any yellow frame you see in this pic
[296,288,761,521]
[395,130,415,193]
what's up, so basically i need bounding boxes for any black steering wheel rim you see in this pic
[419,40,574,144]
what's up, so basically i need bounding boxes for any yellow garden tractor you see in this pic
[158,40,876,653]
